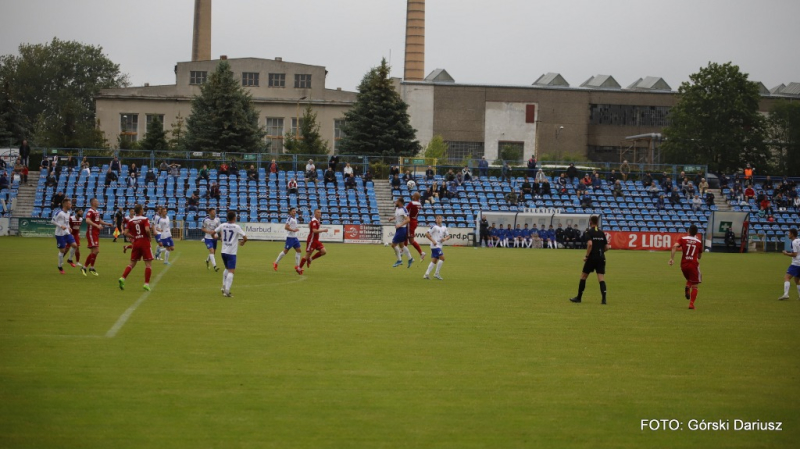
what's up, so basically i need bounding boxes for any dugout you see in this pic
[705,211,749,253]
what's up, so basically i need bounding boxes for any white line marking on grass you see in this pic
[105,254,180,338]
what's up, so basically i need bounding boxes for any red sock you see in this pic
[126,245,132,250]
[690,287,698,307]
[84,254,94,267]
[145,267,151,284]
[122,265,132,279]
[75,249,80,263]
[299,258,307,268]
[312,252,324,260]
[89,253,97,267]
[411,240,422,254]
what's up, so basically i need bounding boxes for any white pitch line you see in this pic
[105,254,180,338]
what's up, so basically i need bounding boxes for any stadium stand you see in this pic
[723,176,800,245]
[0,163,20,217]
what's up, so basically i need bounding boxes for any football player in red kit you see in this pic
[669,224,703,309]
[298,209,329,272]
[122,208,135,253]
[82,198,112,276]
[67,209,84,267]
[118,204,155,291]
[405,192,426,261]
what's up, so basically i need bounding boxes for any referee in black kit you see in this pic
[570,216,609,304]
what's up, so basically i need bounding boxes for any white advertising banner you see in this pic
[0,217,9,236]
[241,222,344,242]
[382,225,474,246]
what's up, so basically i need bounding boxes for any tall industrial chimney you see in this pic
[404,0,425,81]
[192,0,212,61]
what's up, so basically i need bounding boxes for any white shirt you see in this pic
[306,163,315,172]
[215,223,246,255]
[343,166,353,176]
[792,238,800,266]
[428,225,449,249]
[52,209,71,236]
[203,216,221,240]
[158,215,172,238]
[153,216,161,234]
[286,216,299,238]
[395,206,409,227]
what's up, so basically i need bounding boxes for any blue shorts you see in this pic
[285,237,301,250]
[161,237,175,248]
[205,238,217,250]
[431,248,444,259]
[221,253,237,270]
[55,234,75,249]
[392,227,408,244]
[788,265,800,278]
[155,233,161,242]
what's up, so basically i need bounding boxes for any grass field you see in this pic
[1,236,799,449]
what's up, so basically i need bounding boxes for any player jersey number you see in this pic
[685,244,697,260]
[223,229,235,244]
[135,223,141,236]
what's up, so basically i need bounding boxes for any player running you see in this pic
[153,206,164,261]
[158,208,175,265]
[669,224,703,309]
[118,204,155,291]
[390,197,414,268]
[273,207,303,275]
[570,216,609,304]
[82,198,112,276]
[202,208,221,272]
[122,208,135,254]
[52,197,77,274]
[405,193,426,261]
[214,210,247,297]
[298,208,328,272]
[67,208,84,267]
[423,215,450,280]
[778,228,800,300]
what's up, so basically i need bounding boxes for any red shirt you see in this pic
[678,235,702,269]
[85,209,101,236]
[126,216,151,241]
[307,218,321,244]
[69,216,82,237]
[405,201,421,223]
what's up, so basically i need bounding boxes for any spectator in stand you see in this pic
[402,170,412,183]
[566,163,578,183]
[656,194,666,210]
[704,191,715,207]
[462,165,472,182]
[169,162,180,178]
[534,169,546,184]
[305,159,317,186]
[127,162,138,178]
[65,156,77,171]
[362,170,373,193]
[324,168,337,188]
[14,158,24,180]
[0,172,8,191]
[39,156,50,172]
[51,191,65,209]
[478,156,489,178]
[733,183,744,203]
[581,174,592,190]
[455,171,464,186]
[642,172,653,188]
[527,156,537,178]
[247,165,258,181]
[0,157,5,172]
[390,174,401,189]
[390,165,400,178]
[692,195,703,212]
[744,164,755,184]
[698,178,709,196]
[501,161,512,183]
[744,184,756,201]
[447,181,458,199]
[343,163,354,178]
[344,174,356,191]
[421,182,436,205]
[446,169,456,182]
[608,169,617,185]
[103,167,117,187]
[620,160,630,181]
[680,177,689,194]
[208,181,221,200]
[591,173,602,190]
[218,161,229,175]
[541,179,552,196]
[520,177,533,200]
[20,165,28,185]
[580,193,593,208]
[110,156,122,174]
[773,193,788,209]
[576,180,587,196]
[328,154,340,172]
[187,192,199,212]
[229,157,239,173]
[684,181,696,199]
[763,175,773,190]
[126,171,137,188]
[406,175,417,191]
[287,176,299,195]
[719,174,729,188]
[760,197,772,215]
[793,196,800,209]
[19,139,31,167]
[198,164,210,181]
[662,176,673,193]
[268,159,278,176]
[613,180,624,200]
[557,172,568,188]
[670,187,681,205]
[425,165,435,180]
[438,181,448,200]
[505,190,519,206]
[159,160,169,173]
[145,169,156,184]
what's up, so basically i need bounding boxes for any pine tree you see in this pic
[139,116,168,151]
[283,105,329,155]
[423,135,448,164]
[168,112,186,152]
[339,58,420,156]
[185,61,265,153]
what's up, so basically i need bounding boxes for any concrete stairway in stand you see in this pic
[373,180,396,225]
[11,171,38,218]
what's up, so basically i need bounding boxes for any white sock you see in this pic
[796,284,800,298]
[403,247,412,260]
[58,252,64,267]
[164,251,170,262]
[222,269,229,288]
[69,247,75,260]
[393,246,401,260]
[435,260,444,275]
[155,246,161,258]
[210,254,216,267]
[225,273,234,292]
[785,281,791,296]
[295,252,301,266]
[425,262,434,276]
[276,252,286,264]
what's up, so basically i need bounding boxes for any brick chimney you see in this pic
[192,0,212,61]
[404,0,425,81]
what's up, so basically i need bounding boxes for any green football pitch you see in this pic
[1,237,798,449]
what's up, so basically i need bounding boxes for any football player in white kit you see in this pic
[158,208,175,265]
[52,197,77,274]
[779,228,800,300]
[273,207,303,275]
[202,208,221,272]
[423,215,450,280]
[214,211,247,297]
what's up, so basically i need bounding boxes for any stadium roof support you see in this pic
[621,133,663,166]
[424,68,455,83]
[626,76,671,91]
[580,74,621,89]
[533,72,570,87]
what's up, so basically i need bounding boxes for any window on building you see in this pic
[145,114,165,131]
[444,141,485,164]
[333,119,346,153]
[266,118,285,153]
[120,113,139,143]
[268,73,285,88]
[190,71,207,85]
[242,72,260,87]
[290,117,305,137]
[589,104,671,127]
[498,141,525,163]
[294,74,312,89]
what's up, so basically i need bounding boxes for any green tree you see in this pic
[185,61,265,153]
[496,144,523,164]
[767,99,800,176]
[283,105,329,155]
[168,112,186,152]
[422,135,448,164]
[661,62,767,173]
[339,58,420,156]
[0,79,25,145]
[139,116,169,151]
[0,37,128,147]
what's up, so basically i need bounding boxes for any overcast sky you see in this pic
[1,0,798,92]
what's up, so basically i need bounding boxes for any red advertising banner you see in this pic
[605,231,703,251]
[344,224,383,244]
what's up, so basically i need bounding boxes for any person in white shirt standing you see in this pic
[273,207,303,275]
[423,215,450,280]
[158,208,175,265]
[202,208,221,272]
[214,211,247,297]
[153,207,164,261]
[51,197,77,274]
[778,228,800,300]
